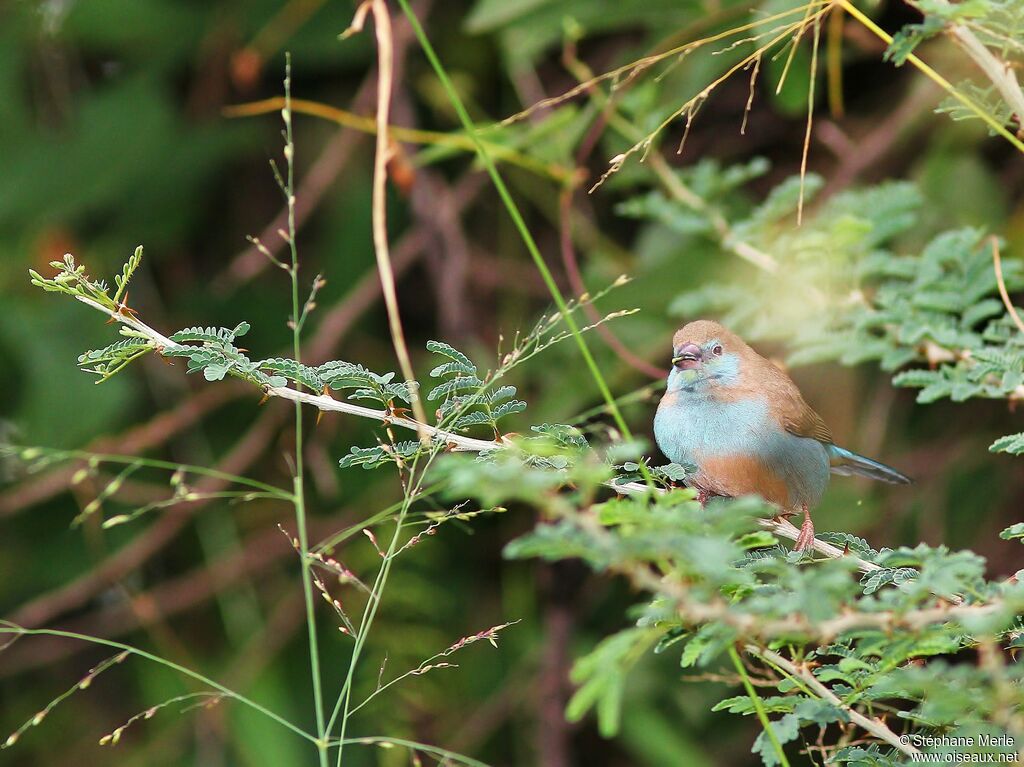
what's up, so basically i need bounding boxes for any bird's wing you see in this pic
[760,358,834,444]
[782,398,833,444]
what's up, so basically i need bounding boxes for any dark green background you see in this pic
[1,0,1021,764]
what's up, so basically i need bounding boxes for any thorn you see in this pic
[113,291,140,320]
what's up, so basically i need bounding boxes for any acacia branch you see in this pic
[72,292,880,572]
[594,522,995,642]
[917,0,1024,127]
[746,645,922,758]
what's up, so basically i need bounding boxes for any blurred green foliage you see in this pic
[2,0,1024,765]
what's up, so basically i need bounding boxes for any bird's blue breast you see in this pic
[654,388,829,508]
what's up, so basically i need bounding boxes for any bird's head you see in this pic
[666,320,745,392]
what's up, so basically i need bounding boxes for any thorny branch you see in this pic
[71,292,880,572]
[746,645,922,758]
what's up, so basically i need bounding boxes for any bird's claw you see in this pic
[793,506,815,552]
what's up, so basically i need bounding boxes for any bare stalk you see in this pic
[345,0,430,442]
[281,56,329,766]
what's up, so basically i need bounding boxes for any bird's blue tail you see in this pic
[826,445,911,485]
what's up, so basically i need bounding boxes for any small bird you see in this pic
[654,320,910,551]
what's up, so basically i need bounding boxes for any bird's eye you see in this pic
[712,344,723,356]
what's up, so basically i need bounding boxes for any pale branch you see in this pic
[540,510,990,647]
[610,532,994,642]
[919,0,1024,126]
[75,295,495,453]
[278,388,497,453]
[73,292,881,572]
[612,482,880,574]
[950,24,1024,125]
[746,645,923,758]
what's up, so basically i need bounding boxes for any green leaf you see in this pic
[491,399,527,421]
[170,323,249,345]
[425,339,474,368]
[712,696,803,715]
[113,245,144,303]
[737,531,778,551]
[429,360,477,378]
[861,567,917,595]
[565,628,659,737]
[991,433,1024,456]
[680,623,735,668]
[338,441,422,469]
[258,358,324,391]
[999,522,1024,541]
[831,744,901,766]
[427,375,484,402]
[751,714,799,767]
[77,337,154,380]
[883,17,944,66]
[203,360,232,381]
[793,698,849,725]
[530,423,588,450]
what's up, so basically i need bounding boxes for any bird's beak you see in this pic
[672,343,702,370]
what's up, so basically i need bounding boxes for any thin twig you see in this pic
[618,548,984,641]
[350,0,430,441]
[223,97,573,185]
[729,645,791,767]
[219,1,428,290]
[7,407,286,630]
[69,292,880,571]
[746,645,922,758]
[0,625,315,745]
[797,18,821,225]
[396,0,658,489]
[558,190,664,380]
[839,0,1024,154]
[991,237,1024,336]
[0,513,344,678]
[935,0,1024,126]
[279,56,328,766]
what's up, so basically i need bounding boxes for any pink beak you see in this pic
[672,343,702,370]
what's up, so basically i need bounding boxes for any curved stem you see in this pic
[394,0,657,489]
[223,97,574,184]
[2,446,291,500]
[728,645,791,767]
[0,626,314,744]
[331,736,490,767]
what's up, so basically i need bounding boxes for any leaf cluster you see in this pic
[440,442,1024,764]
[425,340,526,435]
[657,168,1024,457]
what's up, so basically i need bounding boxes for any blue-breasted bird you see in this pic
[654,320,910,551]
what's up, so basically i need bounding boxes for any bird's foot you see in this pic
[695,487,710,506]
[793,506,815,552]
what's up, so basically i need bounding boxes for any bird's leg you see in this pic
[793,504,815,552]
[695,487,710,506]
